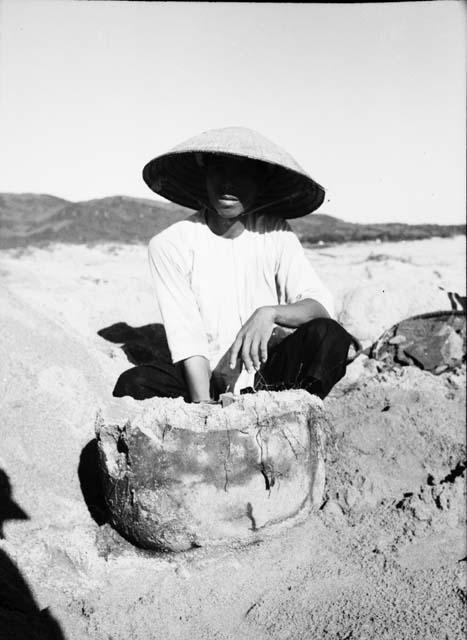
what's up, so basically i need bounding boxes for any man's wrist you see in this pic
[263,305,279,324]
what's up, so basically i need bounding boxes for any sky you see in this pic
[0,0,465,224]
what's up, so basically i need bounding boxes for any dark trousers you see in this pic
[112,318,354,402]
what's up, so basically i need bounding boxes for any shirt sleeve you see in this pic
[275,220,335,318]
[148,234,210,364]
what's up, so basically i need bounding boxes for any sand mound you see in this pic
[0,288,135,625]
[326,361,465,514]
[1,289,104,515]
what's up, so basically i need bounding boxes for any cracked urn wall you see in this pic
[96,390,326,551]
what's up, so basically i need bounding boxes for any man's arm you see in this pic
[272,298,330,327]
[149,236,213,403]
[182,355,212,402]
[229,299,329,373]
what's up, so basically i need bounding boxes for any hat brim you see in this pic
[142,150,325,220]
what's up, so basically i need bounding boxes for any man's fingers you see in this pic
[250,338,261,371]
[241,336,254,373]
[229,334,243,369]
[259,338,268,364]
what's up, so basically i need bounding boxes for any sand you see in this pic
[0,236,465,639]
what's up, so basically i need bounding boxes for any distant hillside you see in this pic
[0,194,191,248]
[290,214,466,245]
[0,193,464,249]
[0,193,69,235]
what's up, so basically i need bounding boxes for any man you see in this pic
[113,127,354,403]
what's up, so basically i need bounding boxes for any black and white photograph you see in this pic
[0,1,465,638]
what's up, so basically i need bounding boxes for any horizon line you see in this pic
[1,190,465,228]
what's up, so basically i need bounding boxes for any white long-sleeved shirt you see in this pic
[148,209,334,395]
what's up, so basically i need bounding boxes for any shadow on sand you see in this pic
[0,469,65,639]
[97,321,168,367]
[78,441,108,527]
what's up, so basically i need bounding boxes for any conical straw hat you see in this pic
[142,126,325,219]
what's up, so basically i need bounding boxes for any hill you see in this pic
[0,194,191,248]
[290,213,466,245]
[0,193,464,249]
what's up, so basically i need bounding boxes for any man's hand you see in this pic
[229,306,276,373]
[228,299,331,375]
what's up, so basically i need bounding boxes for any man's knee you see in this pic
[299,317,348,343]
[113,364,189,401]
[113,367,152,399]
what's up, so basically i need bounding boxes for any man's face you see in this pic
[205,154,264,218]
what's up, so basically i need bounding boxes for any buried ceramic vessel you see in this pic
[96,389,326,552]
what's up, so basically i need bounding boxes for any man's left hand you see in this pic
[229,306,276,373]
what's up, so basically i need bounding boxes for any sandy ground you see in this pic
[0,236,465,639]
